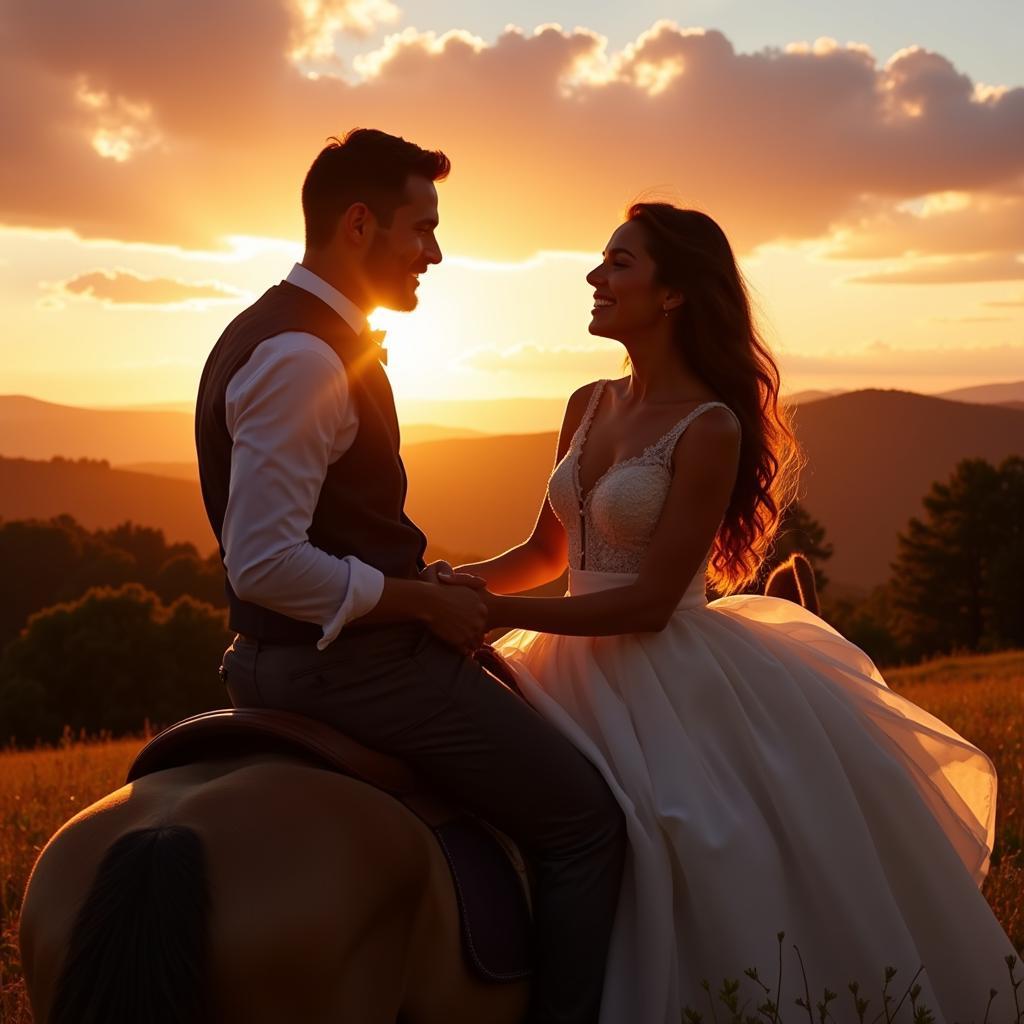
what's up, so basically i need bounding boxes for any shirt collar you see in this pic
[285,263,368,337]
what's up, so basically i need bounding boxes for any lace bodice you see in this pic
[548,380,739,574]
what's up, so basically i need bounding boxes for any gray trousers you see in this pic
[221,623,625,1024]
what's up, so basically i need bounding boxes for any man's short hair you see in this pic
[302,128,450,248]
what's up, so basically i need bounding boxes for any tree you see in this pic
[154,550,227,608]
[988,456,1024,648]
[0,516,226,650]
[96,522,196,585]
[0,516,134,648]
[0,584,230,745]
[891,456,1024,658]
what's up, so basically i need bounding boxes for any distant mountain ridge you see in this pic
[0,456,214,553]
[790,390,1024,585]
[3,390,1022,588]
[935,380,1024,404]
[0,395,482,465]
[5,381,1023,463]
[0,396,195,465]
[400,390,1024,588]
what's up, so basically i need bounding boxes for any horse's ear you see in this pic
[790,553,820,616]
[765,553,820,616]
[765,557,801,604]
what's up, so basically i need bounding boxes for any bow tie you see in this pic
[360,327,387,365]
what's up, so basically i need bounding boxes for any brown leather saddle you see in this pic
[126,702,534,983]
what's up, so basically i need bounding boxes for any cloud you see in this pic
[780,342,1024,378]
[827,190,1024,283]
[290,0,400,60]
[54,269,247,307]
[1,12,1023,263]
[847,254,1024,284]
[830,192,1024,257]
[931,316,1011,324]
[2,10,1024,262]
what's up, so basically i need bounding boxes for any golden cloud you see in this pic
[55,269,247,307]
[847,254,1024,285]
[828,189,1024,282]
[1,9,1023,273]
[781,342,1024,378]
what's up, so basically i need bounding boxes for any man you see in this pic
[196,128,624,1024]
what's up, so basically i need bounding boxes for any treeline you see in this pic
[0,517,229,744]
[0,517,466,746]
[0,515,226,649]
[1,456,1021,746]
[793,457,1024,665]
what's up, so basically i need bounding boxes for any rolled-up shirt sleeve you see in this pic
[222,333,385,649]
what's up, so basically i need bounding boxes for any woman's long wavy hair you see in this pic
[628,203,802,593]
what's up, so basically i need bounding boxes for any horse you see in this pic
[19,739,532,1024]
[19,556,816,1024]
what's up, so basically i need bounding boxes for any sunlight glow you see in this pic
[633,57,685,95]
[353,26,487,78]
[288,0,400,61]
[76,81,162,163]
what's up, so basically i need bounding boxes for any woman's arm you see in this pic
[483,407,741,634]
[455,382,600,594]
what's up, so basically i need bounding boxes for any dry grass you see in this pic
[1,735,145,1023]
[886,650,1024,956]
[0,652,1021,1022]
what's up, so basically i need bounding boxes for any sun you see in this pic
[368,305,458,399]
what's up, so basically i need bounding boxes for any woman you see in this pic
[457,204,1018,1022]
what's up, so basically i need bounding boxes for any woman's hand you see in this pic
[421,581,489,652]
[481,590,509,631]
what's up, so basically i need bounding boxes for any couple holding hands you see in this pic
[199,128,1016,1023]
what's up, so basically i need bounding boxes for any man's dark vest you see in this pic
[195,281,427,643]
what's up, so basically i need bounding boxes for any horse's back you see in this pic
[22,758,443,1023]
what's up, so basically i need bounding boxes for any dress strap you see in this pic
[652,401,740,465]
[572,379,608,450]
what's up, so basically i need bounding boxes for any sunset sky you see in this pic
[2,0,1023,420]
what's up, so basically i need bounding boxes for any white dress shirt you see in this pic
[222,263,386,649]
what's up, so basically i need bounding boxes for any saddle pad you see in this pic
[434,817,533,981]
[126,708,533,982]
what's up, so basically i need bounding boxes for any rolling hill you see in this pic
[409,390,1024,588]
[936,381,1024,404]
[0,457,216,553]
[2,391,1022,589]
[0,395,483,466]
[790,391,1024,586]
[0,396,197,464]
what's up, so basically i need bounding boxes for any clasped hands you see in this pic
[418,560,496,653]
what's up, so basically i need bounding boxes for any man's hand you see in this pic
[422,582,488,652]
[420,560,487,590]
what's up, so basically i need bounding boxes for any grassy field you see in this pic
[1,650,1021,1022]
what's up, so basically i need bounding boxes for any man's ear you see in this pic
[339,202,375,247]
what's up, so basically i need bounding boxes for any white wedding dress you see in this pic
[495,381,1018,1023]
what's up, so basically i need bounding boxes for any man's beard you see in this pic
[366,232,417,311]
